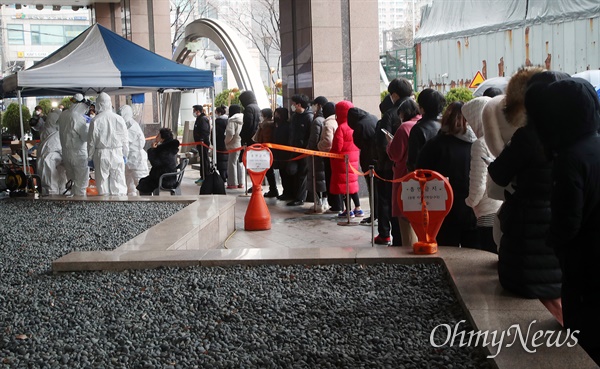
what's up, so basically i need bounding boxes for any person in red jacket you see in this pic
[330,100,363,217]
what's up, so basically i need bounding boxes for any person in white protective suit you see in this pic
[58,94,90,196]
[87,92,129,196]
[36,109,67,195]
[118,105,149,195]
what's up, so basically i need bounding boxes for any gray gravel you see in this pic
[0,199,492,368]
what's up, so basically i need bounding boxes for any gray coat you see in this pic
[307,114,327,193]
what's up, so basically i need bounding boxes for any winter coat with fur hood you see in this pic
[487,67,561,299]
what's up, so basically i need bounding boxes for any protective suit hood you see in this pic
[96,92,113,114]
[119,105,134,128]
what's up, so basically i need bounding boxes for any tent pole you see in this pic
[17,90,28,175]
[211,87,217,167]
[158,92,163,128]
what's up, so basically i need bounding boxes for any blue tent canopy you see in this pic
[0,24,213,98]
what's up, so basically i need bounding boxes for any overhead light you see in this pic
[52,5,61,11]
[36,4,44,10]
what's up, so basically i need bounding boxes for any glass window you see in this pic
[7,24,24,45]
[64,25,87,42]
[30,25,65,45]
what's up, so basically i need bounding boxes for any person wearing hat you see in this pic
[58,93,90,196]
[193,104,211,184]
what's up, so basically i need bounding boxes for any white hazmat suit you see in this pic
[58,94,89,196]
[118,105,149,196]
[87,92,129,195]
[37,110,67,195]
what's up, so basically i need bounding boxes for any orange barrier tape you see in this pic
[263,143,345,160]
[348,162,409,183]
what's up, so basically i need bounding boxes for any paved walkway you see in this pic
[180,168,378,250]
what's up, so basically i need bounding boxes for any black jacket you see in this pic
[541,78,600,308]
[375,98,404,172]
[137,138,180,193]
[407,116,440,172]
[417,131,477,240]
[347,107,378,170]
[273,118,291,169]
[239,91,261,146]
[289,108,314,149]
[488,124,561,299]
[193,114,210,143]
[213,115,229,162]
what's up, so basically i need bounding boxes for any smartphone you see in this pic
[381,128,394,140]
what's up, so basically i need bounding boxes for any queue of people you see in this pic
[25,75,600,363]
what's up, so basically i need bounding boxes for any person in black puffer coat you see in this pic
[534,76,600,364]
[487,68,564,325]
[137,128,180,195]
[213,105,229,182]
[347,107,378,219]
[239,90,261,147]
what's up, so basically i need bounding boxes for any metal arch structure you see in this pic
[173,18,270,109]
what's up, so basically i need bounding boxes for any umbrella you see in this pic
[472,76,510,97]
[572,70,600,88]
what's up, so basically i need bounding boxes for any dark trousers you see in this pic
[216,157,228,183]
[277,164,293,198]
[476,226,497,254]
[563,286,600,366]
[436,223,479,248]
[292,157,308,202]
[197,144,210,179]
[265,167,277,193]
[324,158,342,211]
[376,169,401,243]
[361,163,377,220]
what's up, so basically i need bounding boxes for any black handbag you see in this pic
[199,167,226,195]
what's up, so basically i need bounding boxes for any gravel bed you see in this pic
[0,199,492,368]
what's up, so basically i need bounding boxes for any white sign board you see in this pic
[245,150,271,172]
[401,179,448,212]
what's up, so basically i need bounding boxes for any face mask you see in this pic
[290,104,296,112]
[193,112,198,118]
[35,110,41,116]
